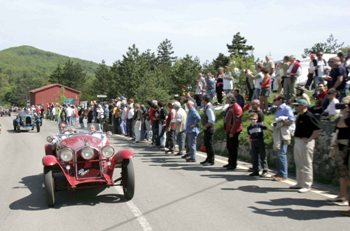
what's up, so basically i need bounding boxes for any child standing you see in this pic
[247,113,268,176]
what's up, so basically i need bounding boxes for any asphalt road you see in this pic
[0,115,349,231]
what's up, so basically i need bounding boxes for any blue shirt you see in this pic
[275,103,295,121]
[186,107,201,134]
[275,103,296,131]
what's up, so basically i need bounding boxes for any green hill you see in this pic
[0,45,99,79]
[0,45,101,105]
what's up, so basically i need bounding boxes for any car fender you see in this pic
[45,144,55,156]
[42,155,59,167]
[117,149,134,160]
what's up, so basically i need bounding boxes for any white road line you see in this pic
[113,186,152,231]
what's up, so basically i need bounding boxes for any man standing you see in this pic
[285,56,301,103]
[185,100,201,162]
[325,57,347,100]
[174,101,187,157]
[223,94,243,170]
[201,96,216,166]
[272,95,295,181]
[291,99,321,193]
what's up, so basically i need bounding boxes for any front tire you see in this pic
[44,168,55,207]
[121,159,135,200]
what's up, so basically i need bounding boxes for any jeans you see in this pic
[277,143,288,177]
[177,131,186,154]
[186,132,198,160]
[252,88,261,100]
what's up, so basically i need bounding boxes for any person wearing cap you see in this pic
[290,99,321,193]
[185,100,201,162]
[200,95,216,166]
[223,93,243,170]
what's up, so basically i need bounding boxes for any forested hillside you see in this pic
[0,45,99,106]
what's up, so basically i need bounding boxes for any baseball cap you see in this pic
[292,99,309,107]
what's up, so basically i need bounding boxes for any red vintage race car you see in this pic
[42,123,135,206]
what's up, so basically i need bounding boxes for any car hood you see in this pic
[60,135,104,151]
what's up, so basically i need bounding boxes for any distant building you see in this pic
[29,83,80,109]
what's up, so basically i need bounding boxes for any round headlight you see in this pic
[102,145,115,158]
[60,148,73,162]
[81,147,94,160]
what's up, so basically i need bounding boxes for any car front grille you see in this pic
[75,149,103,179]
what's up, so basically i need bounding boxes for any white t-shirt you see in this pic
[316,59,327,77]
[325,98,340,116]
[254,72,263,89]
[223,72,234,90]
[66,107,74,117]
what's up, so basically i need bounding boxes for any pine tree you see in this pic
[227,32,254,57]
[157,38,176,66]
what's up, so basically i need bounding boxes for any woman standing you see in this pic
[215,67,224,104]
[260,67,271,113]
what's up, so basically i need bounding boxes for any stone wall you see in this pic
[206,120,338,184]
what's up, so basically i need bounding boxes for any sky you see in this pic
[0,0,349,65]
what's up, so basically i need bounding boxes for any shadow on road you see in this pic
[256,198,330,208]
[9,174,126,210]
[249,206,342,220]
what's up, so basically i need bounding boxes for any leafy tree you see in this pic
[92,60,113,98]
[227,32,254,57]
[48,64,63,84]
[48,60,87,90]
[303,34,345,57]
[172,55,201,95]
[212,53,230,71]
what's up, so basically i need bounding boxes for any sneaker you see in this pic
[200,160,208,164]
[260,170,268,177]
[174,152,182,156]
[186,158,196,162]
[249,172,260,176]
[298,188,310,193]
[248,167,254,172]
[289,185,302,189]
[223,164,229,168]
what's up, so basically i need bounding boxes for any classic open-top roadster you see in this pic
[42,123,135,206]
[13,111,41,132]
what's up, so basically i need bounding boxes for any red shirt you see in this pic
[149,108,156,125]
[316,90,327,107]
[261,75,271,89]
[225,103,243,135]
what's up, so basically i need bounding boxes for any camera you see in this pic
[335,103,347,110]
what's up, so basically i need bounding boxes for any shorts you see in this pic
[333,144,349,178]
[260,88,270,97]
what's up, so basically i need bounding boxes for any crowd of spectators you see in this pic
[42,49,350,216]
